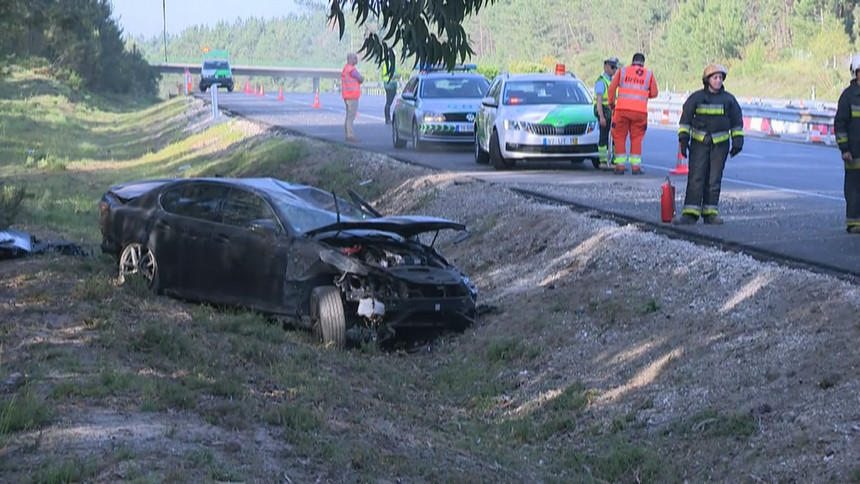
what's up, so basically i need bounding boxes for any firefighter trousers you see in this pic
[611,110,647,166]
[682,140,729,217]
[845,168,860,229]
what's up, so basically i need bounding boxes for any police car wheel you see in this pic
[412,121,424,151]
[490,130,514,170]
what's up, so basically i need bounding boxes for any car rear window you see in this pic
[503,80,592,105]
[420,77,489,99]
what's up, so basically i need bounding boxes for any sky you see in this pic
[109,0,301,39]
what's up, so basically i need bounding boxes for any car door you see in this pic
[209,188,290,310]
[155,182,228,296]
[396,77,419,137]
[479,77,503,150]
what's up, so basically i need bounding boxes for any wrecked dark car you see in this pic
[98,177,478,348]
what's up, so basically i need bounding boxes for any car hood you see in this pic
[305,215,465,238]
[503,104,597,124]
[420,100,482,112]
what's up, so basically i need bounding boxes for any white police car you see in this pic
[474,72,600,170]
[392,64,490,150]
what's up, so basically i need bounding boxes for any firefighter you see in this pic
[594,57,619,170]
[607,52,659,175]
[674,63,744,225]
[834,53,860,234]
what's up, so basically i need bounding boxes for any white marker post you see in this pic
[210,83,219,120]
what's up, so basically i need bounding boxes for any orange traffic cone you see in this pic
[669,142,689,175]
[277,86,285,101]
[244,81,250,93]
[259,84,265,97]
[311,90,321,109]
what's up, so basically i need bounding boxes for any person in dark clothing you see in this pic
[674,63,744,225]
[382,54,398,124]
[833,54,860,234]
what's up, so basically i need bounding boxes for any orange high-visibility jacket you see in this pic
[608,64,658,113]
[341,64,361,100]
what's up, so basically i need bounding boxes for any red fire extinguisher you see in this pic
[661,177,675,223]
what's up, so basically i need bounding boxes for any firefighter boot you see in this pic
[631,165,643,175]
[673,214,698,225]
[703,215,724,225]
[614,163,626,175]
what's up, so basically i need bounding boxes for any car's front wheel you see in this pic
[118,242,160,293]
[310,286,346,349]
[392,116,406,148]
[474,129,489,164]
[227,84,234,93]
[490,130,514,170]
[412,121,425,151]
[591,158,601,169]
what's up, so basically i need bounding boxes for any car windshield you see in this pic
[420,77,489,99]
[268,182,372,234]
[203,60,230,70]
[503,80,592,105]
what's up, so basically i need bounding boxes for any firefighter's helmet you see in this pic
[851,53,860,73]
[702,63,727,82]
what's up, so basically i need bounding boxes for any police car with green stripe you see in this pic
[474,72,600,170]
[392,64,490,150]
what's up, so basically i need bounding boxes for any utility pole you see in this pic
[162,0,168,62]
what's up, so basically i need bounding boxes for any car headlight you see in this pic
[423,112,446,122]
[586,121,598,134]
[503,119,529,131]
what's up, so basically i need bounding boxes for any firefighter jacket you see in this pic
[835,79,860,163]
[678,87,744,149]
[607,64,658,114]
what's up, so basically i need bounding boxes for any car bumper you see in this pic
[417,122,475,143]
[501,131,599,159]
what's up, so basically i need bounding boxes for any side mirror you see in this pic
[401,91,415,101]
[481,96,497,108]
[249,219,279,237]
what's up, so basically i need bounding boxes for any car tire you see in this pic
[591,158,601,169]
[412,121,424,151]
[227,84,234,92]
[490,130,514,170]
[474,129,489,164]
[118,242,161,293]
[310,286,346,349]
[392,117,407,148]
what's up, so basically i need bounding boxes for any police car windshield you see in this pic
[203,60,230,70]
[503,80,591,105]
[420,77,489,99]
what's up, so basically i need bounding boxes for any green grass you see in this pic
[0,389,53,436]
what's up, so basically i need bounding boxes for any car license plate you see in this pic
[456,123,474,133]
[543,137,577,146]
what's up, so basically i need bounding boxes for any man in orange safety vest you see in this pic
[607,52,659,175]
[341,52,365,143]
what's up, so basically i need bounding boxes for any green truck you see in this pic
[200,50,234,93]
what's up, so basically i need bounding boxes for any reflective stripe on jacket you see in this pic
[835,79,860,161]
[608,65,657,113]
[678,87,743,145]
[342,64,361,100]
[594,73,611,106]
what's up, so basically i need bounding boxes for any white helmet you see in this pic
[851,53,860,73]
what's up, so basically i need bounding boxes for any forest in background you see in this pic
[132,0,860,101]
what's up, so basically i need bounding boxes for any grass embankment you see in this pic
[0,65,695,482]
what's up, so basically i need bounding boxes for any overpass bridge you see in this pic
[151,63,342,93]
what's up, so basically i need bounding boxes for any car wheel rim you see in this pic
[118,243,155,284]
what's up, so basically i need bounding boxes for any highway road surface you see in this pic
[206,89,860,280]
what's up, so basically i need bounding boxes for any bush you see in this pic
[0,182,26,229]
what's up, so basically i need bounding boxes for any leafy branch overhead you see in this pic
[327,0,495,71]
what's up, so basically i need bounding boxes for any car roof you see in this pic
[502,73,580,82]
[413,72,486,80]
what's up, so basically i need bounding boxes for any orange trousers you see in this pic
[611,109,648,159]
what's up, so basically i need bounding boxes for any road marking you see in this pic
[281,98,386,121]
[646,164,844,201]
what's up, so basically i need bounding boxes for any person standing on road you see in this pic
[594,57,619,170]
[342,52,365,142]
[607,52,659,175]
[674,63,744,225]
[834,54,860,234]
[382,53,398,125]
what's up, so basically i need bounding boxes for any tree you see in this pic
[326,0,496,71]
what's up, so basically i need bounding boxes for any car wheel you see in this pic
[591,158,601,169]
[392,117,407,148]
[490,130,514,170]
[118,242,160,293]
[412,121,424,151]
[310,286,346,349]
[474,129,489,164]
[227,84,234,93]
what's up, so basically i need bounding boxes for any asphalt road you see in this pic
[207,89,860,279]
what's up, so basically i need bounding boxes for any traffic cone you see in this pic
[244,81,250,94]
[669,143,689,175]
[311,90,321,109]
[277,86,285,101]
[259,84,265,97]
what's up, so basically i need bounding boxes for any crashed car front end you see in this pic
[312,226,478,340]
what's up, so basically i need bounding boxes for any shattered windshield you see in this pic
[269,182,373,234]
